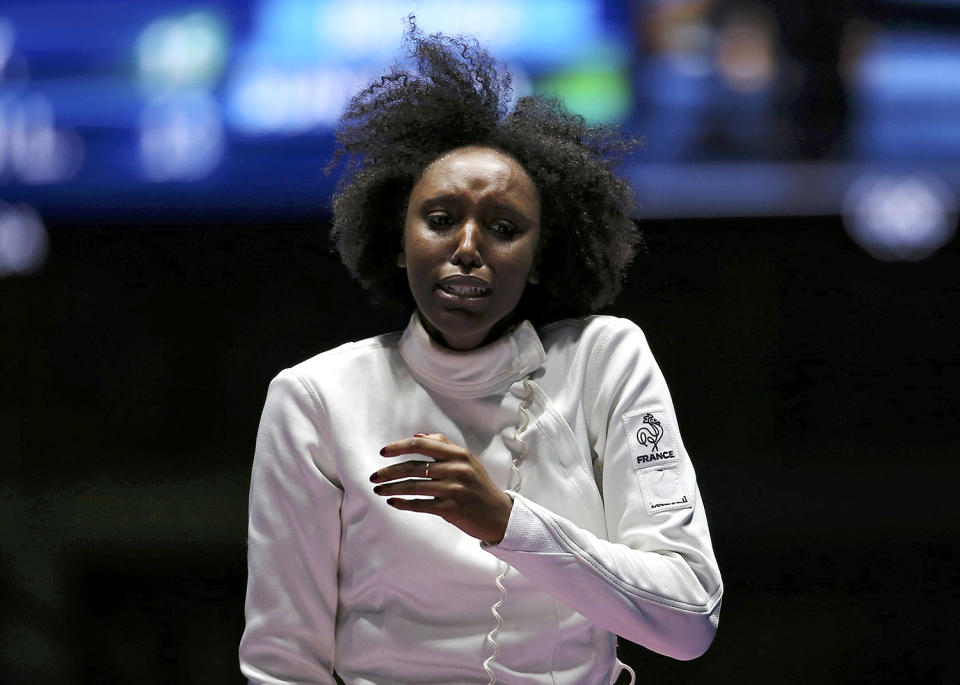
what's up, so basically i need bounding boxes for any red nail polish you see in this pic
[414,433,428,437]
[379,447,385,456]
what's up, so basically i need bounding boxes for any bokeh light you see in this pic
[0,202,48,277]
[137,11,229,94]
[139,91,224,181]
[843,172,957,261]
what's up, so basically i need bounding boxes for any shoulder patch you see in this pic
[622,408,692,514]
[622,408,679,469]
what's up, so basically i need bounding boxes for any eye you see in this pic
[427,212,454,229]
[489,220,519,237]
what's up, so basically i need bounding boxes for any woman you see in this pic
[240,24,722,685]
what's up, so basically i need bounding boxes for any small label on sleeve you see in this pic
[636,466,691,514]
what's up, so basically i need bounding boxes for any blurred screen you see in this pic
[1,0,959,223]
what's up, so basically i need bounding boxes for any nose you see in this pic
[450,220,483,269]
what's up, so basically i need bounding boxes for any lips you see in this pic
[436,275,491,299]
[439,284,490,298]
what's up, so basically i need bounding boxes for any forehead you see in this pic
[413,146,538,202]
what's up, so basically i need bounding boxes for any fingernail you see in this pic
[369,472,378,482]
[373,486,381,494]
[379,447,385,456]
[413,433,428,437]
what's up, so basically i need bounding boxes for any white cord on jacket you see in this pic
[508,380,533,492]
[482,379,534,685]
[481,561,508,684]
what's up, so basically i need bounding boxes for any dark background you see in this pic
[2,213,958,682]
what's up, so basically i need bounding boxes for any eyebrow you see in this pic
[418,194,537,223]
[419,193,460,206]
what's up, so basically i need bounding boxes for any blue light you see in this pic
[226,62,373,134]
[139,91,224,181]
[857,33,960,102]
[247,0,606,66]
[228,0,616,135]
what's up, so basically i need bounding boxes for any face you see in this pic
[401,146,541,350]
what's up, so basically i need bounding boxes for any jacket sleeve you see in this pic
[239,369,342,684]
[484,319,722,660]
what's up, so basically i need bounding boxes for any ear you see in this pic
[527,267,539,285]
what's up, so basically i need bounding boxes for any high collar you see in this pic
[398,312,546,399]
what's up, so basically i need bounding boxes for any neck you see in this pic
[418,310,521,351]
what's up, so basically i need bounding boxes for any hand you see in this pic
[370,433,513,543]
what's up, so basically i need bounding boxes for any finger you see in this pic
[370,459,433,483]
[417,432,452,444]
[386,497,448,515]
[379,435,464,461]
[373,478,446,498]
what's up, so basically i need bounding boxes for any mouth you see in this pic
[436,276,491,300]
[437,283,491,298]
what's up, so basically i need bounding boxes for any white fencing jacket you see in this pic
[240,314,722,684]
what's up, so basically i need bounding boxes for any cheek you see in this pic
[401,233,442,297]
[508,240,540,279]
[495,247,539,302]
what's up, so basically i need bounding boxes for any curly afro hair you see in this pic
[330,19,641,326]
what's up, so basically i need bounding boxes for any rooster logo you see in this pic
[636,413,663,453]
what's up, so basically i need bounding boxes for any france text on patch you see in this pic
[622,408,679,470]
